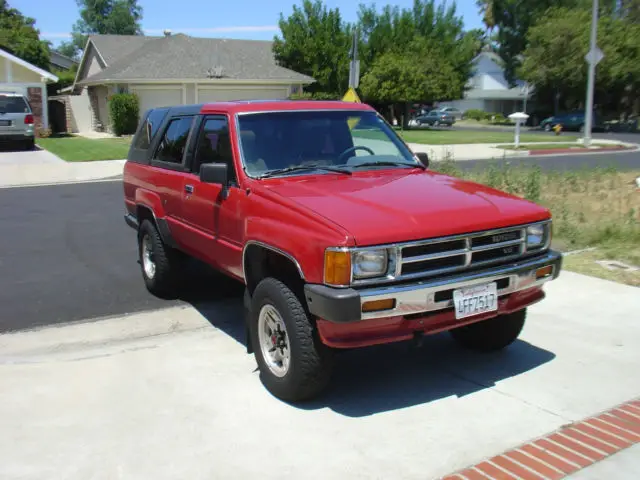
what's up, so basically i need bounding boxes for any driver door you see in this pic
[178,115,245,278]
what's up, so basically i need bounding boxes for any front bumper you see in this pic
[304,250,562,323]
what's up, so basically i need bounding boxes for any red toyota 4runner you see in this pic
[123,100,562,402]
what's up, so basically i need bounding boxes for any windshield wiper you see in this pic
[258,164,352,179]
[350,161,426,170]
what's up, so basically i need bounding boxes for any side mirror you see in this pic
[200,163,228,185]
[416,152,429,168]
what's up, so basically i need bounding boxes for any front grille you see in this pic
[396,227,528,282]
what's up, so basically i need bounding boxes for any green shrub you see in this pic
[289,91,341,101]
[464,109,487,121]
[108,93,140,136]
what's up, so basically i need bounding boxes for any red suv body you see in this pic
[123,100,562,401]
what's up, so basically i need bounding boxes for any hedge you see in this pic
[109,93,140,136]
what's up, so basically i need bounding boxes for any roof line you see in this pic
[0,48,58,82]
[72,38,109,92]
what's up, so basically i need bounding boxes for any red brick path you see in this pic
[442,398,640,480]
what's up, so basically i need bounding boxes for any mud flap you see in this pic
[244,288,253,354]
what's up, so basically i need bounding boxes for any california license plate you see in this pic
[453,282,498,319]
[0,120,10,126]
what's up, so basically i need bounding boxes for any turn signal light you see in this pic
[362,299,396,313]
[24,114,34,125]
[536,265,553,279]
[324,249,351,286]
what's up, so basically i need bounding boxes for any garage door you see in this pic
[133,88,183,115]
[197,87,289,103]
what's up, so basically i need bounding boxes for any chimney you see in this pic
[163,29,172,37]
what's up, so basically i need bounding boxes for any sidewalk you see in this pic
[408,138,638,162]
[0,159,125,188]
[0,271,638,479]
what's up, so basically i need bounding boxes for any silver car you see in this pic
[0,92,35,150]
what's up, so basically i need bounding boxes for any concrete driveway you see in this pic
[0,270,638,480]
[0,145,63,165]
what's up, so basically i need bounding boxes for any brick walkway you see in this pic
[442,398,640,480]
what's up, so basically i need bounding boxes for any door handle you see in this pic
[185,184,194,194]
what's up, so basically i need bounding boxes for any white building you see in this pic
[441,51,532,115]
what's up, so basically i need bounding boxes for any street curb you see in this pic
[528,146,636,156]
[441,397,640,480]
[0,176,123,189]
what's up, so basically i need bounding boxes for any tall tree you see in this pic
[519,6,640,115]
[273,0,352,96]
[475,0,584,86]
[0,0,50,70]
[58,0,143,59]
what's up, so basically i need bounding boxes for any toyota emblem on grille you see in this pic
[492,232,518,243]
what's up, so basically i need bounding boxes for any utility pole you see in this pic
[348,27,360,89]
[583,0,600,147]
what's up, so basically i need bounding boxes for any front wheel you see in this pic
[250,278,334,402]
[449,309,526,352]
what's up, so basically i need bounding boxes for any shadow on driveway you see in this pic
[174,261,556,417]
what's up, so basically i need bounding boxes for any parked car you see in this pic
[123,100,562,402]
[539,111,601,132]
[436,106,464,120]
[413,109,456,127]
[0,91,35,150]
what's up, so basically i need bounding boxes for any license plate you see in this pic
[0,120,11,126]
[453,282,498,319]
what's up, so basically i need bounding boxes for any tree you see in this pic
[59,0,143,58]
[0,0,50,70]
[360,39,463,126]
[273,0,352,96]
[519,6,640,116]
[475,0,583,86]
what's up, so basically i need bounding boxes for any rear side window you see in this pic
[153,116,194,164]
[134,108,169,150]
[0,95,30,114]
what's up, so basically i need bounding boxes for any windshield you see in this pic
[236,110,420,178]
[0,95,30,114]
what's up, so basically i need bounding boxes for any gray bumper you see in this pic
[305,250,562,323]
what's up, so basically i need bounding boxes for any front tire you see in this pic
[449,309,526,352]
[250,278,334,402]
[137,219,183,298]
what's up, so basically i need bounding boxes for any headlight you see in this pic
[353,250,388,279]
[526,223,548,249]
[324,247,396,286]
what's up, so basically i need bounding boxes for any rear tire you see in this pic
[250,277,334,402]
[137,219,183,298]
[23,138,35,150]
[544,124,552,132]
[449,309,526,352]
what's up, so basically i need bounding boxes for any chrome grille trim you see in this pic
[351,220,551,287]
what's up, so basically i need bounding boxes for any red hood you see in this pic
[261,169,550,246]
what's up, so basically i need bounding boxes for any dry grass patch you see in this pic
[431,159,640,286]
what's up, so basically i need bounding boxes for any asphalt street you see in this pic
[0,181,243,333]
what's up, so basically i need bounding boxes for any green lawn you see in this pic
[37,135,132,161]
[396,129,556,145]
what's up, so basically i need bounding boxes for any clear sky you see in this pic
[12,0,484,47]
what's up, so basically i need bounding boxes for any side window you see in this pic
[133,108,169,150]
[153,116,194,164]
[193,117,237,182]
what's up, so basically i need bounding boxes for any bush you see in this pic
[464,109,487,121]
[289,91,342,101]
[108,93,139,136]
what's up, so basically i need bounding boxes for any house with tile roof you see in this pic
[60,33,314,133]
